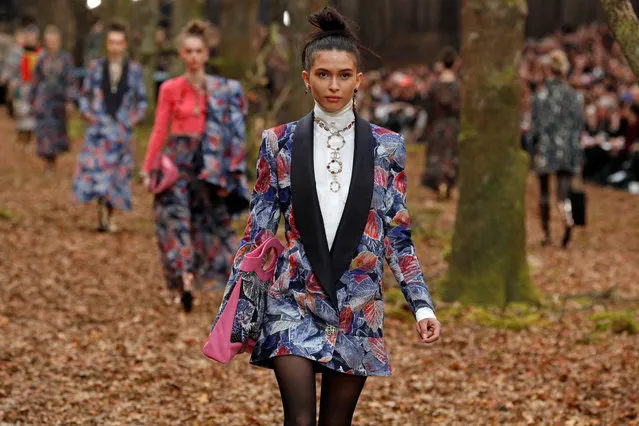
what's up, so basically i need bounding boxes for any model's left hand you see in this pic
[416,318,441,344]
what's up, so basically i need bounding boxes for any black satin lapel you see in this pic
[101,59,110,102]
[291,112,336,304]
[118,59,129,95]
[103,59,129,119]
[330,114,375,285]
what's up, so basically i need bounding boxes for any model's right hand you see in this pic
[416,318,441,344]
[139,171,151,190]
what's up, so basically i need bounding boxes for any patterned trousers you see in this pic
[153,135,237,290]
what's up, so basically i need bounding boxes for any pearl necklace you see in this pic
[314,116,356,192]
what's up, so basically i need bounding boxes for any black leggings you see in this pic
[539,171,573,206]
[273,355,367,426]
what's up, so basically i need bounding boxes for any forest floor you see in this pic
[0,110,638,426]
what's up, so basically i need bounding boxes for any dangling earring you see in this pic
[353,88,358,112]
[305,85,310,95]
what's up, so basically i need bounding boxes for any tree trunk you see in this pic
[218,0,260,80]
[284,0,327,122]
[134,0,159,114]
[600,0,639,76]
[170,0,200,76]
[443,0,538,307]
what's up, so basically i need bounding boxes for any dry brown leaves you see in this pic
[0,115,638,425]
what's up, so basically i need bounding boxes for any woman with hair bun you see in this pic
[142,20,249,313]
[421,47,460,199]
[211,7,440,425]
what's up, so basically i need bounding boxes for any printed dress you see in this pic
[10,47,41,133]
[30,50,77,159]
[422,80,460,192]
[71,58,148,211]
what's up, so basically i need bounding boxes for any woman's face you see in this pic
[44,33,61,52]
[302,49,363,113]
[180,36,208,73]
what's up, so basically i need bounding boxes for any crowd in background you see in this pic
[355,22,639,194]
[2,18,639,194]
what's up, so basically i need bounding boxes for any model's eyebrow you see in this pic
[314,68,355,73]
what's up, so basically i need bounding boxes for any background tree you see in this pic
[443,0,539,307]
[218,0,260,79]
[284,0,328,121]
[600,0,639,75]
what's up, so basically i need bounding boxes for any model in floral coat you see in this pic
[210,7,441,426]
[71,21,148,232]
[228,114,435,376]
[142,20,249,313]
[30,26,77,172]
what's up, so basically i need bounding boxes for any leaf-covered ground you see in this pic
[1,113,638,425]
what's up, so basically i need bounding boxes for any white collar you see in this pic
[313,100,355,131]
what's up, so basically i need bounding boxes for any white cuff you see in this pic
[415,307,437,322]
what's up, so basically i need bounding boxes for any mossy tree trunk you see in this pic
[170,0,201,76]
[443,0,538,307]
[284,0,328,122]
[134,0,159,118]
[218,0,260,80]
[600,0,639,76]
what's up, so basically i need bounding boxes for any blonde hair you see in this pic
[548,49,569,76]
[44,25,61,38]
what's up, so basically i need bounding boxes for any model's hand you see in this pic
[416,318,440,344]
[83,113,97,125]
[139,171,151,190]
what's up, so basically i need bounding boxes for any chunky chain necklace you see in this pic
[314,116,356,193]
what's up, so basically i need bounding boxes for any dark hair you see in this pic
[178,19,211,46]
[302,7,361,71]
[19,14,36,28]
[108,19,128,40]
[440,47,457,70]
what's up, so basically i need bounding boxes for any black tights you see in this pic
[538,171,574,238]
[273,356,367,426]
[539,171,573,206]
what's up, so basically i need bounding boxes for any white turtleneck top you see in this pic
[312,101,436,322]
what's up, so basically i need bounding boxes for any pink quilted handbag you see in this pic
[148,153,178,194]
[203,237,284,364]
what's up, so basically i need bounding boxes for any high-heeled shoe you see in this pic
[181,291,193,313]
[97,201,109,232]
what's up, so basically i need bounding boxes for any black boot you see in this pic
[97,199,108,232]
[181,273,195,313]
[540,202,551,246]
[562,225,573,249]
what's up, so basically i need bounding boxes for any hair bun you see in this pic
[308,7,354,39]
[184,20,209,38]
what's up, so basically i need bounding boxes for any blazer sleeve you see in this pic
[382,134,436,318]
[142,80,174,172]
[131,63,149,124]
[218,129,282,300]
[64,53,78,104]
[227,79,248,174]
[79,60,95,121]
[530,94,541,146]
[29,55,43,108]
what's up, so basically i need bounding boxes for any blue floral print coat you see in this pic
[211,113,435,376]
